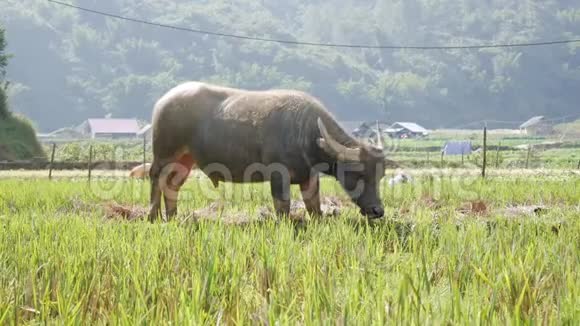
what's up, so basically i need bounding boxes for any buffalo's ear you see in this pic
[317,118,361,162]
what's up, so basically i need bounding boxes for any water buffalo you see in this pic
[148,82,395,221]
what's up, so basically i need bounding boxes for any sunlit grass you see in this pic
[0,176,578,324]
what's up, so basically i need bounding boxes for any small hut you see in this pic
[519,116,553,136]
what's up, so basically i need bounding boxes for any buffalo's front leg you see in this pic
[270,174,290,217]
[300,175,322,217]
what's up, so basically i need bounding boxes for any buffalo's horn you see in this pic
[317,118,361,162]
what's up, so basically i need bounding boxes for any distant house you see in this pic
[78,118,141,139]
[346,121,394,141]
[519,116,553,136]
[349,121,377,138]
[389,122,429,139]
[138,124,152,136]
[442,141,472,156]
[339,121,367,136]
[137,124,153,141]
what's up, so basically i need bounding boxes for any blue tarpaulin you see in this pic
[443,141,472,155]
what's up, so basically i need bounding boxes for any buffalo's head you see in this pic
[317,118,397,219]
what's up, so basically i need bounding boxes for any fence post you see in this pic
[88,145,93,183]
[577,159,580,170]
[481,126,487,178]
[440,151,444,167]
[48,143,56,180]
[495,141,501,168]
[525,145,531,169]
[390,171,395,202]
[426,151,430,166]
[143,135,147,168]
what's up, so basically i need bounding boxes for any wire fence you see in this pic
[0,138,150,180]
[1,129,579,180]
[362,124,580,172]
[385,137,580,170]
[48,0,580,51]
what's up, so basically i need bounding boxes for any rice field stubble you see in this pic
[0,173,578,324]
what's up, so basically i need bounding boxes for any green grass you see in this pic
[0,176,579,324]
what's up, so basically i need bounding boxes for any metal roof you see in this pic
[138,124,152,136]
[519,116,544,129]
[391,122,428,133]
[87,119,140,134]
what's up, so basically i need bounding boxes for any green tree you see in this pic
[2,0,580,130]
[0,25,9,118]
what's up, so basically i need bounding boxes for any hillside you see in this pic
[0,114,45,161]
[2,0,580,131]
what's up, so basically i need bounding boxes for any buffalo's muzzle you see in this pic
[361,206,384,219]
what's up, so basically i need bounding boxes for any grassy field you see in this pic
[0,175,579,324]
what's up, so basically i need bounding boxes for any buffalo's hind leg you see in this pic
[162,153,195,220]
[300,175,322,217]
[148,160,163,222]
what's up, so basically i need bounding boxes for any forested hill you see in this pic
[2,0,580,132]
